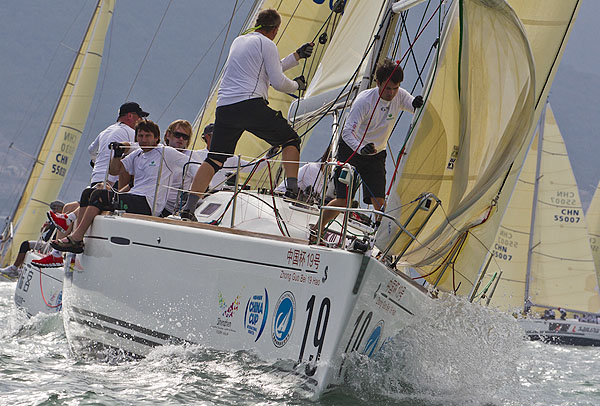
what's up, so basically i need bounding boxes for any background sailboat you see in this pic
[1,0,115,266]
[487,104,600,314]
[486,103,600,345]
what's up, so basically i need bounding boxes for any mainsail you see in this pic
[487,104,600,315]
[587,181,600,277]
[375,0,535,292]
[377,0,581,297]
[3,0,115,265]
[191,0,341,174]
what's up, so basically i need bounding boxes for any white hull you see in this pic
[62,193,433,397]
[518,319,600,346]
[14,252,63,317]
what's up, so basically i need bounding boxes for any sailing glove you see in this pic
[108,142,126,158]
[360,142,376,155]
[294,75,307,91]
[296,42,314,59]
[412,95,424,109]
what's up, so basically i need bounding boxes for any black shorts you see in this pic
[88,189,152,215]
[334,140,386,202]
[208,98,301,164]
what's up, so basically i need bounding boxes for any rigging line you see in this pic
[275,0,303,45]
[189,0,240,151]
[253,6,392,175]
[385,1,443,198]
[5,1,95,216]
[266,161,290,237]
[399,12,425,87]
[157,0,248,123]
[261,16,388,166]
[64,10,115,193]
[9,1,90,153]
[125,0,174,100]
[386,38,437,169]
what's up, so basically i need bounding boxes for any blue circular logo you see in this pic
[244,289,269,342]
[272,291,296,348]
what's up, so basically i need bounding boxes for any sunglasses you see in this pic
[171,131,190,140]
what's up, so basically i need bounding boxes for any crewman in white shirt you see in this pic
[317,59,424,232]
[181,8,314,220]
[51,120,190,254]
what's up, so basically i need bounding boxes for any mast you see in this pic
[523,103,546,313]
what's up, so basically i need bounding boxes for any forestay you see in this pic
[376,0,535,294]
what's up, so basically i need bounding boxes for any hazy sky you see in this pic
[0,0,598,213]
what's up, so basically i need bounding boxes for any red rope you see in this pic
[39,265,62,309]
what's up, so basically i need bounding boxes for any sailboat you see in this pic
[59,0,578,398]
[1,0,115,316]
[484,103,600,345]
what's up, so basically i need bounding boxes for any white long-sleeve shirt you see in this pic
[89,122,135,184]
[217,32,299,107]
[341,87,415,154]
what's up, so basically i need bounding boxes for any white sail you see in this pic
[587,181,600,282]
[488,105,600,314]
[378,0,581,297]
[460,0,582,298]
[3,0,115,265]
[376,0,536,291]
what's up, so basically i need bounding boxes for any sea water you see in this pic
[1,281,599,406]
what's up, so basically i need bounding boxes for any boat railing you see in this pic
[315,161,440,253]
[0,219,14,265]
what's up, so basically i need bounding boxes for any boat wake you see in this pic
[337,295,528,405]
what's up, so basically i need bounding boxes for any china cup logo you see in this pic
[272,291,296,348]
[244,289,269,342]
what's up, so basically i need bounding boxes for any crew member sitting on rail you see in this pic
[51,120,190,254]
[45,102,148,236]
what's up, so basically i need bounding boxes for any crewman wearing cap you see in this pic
[88,101,149,187]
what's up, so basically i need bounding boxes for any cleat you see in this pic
[47,211,70,233]
[0,265,20,280]
[32,254,64,268]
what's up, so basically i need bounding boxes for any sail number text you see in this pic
[553,210,580,223]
